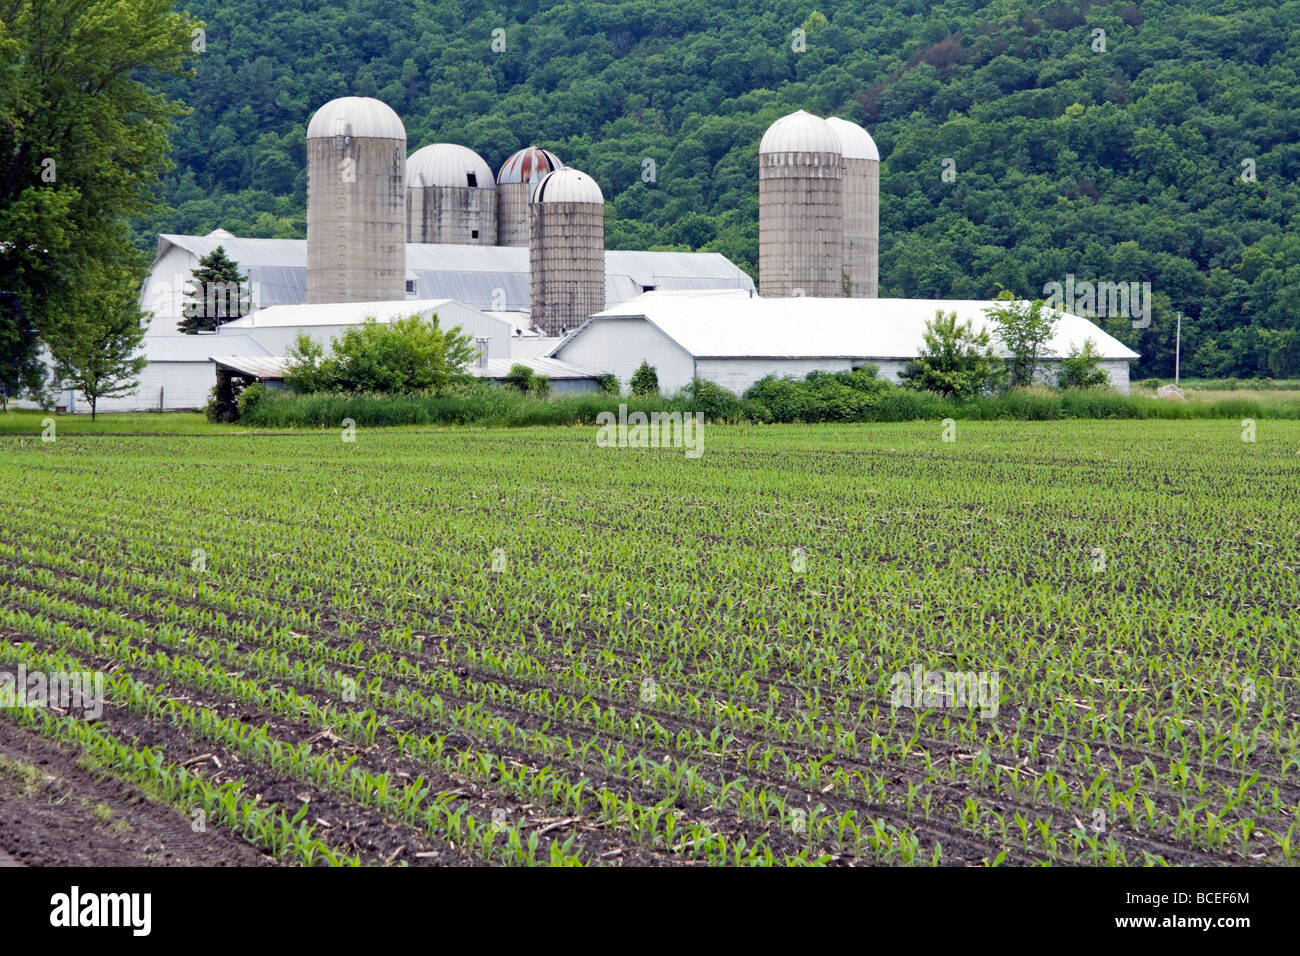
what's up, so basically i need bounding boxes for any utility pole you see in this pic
[1174,311,1183,385]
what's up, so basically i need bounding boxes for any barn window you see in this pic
[405,280,415,293]
[467,173,478,187]
[471,229,479,239]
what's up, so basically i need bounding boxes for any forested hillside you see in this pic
[139,0,1300,377]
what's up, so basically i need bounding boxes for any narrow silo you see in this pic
[529,168,604,336]
[826,117,880,298]
[757,110,843,298]
[306,96,406,304]
[496,147,564,247]
[406,144,497,245]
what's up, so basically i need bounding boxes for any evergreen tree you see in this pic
[179,246,249,333]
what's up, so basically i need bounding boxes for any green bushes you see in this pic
[900,310,1005,399]
[283,316,476,394]
[242,371,1300,429]
[1057,339,1111,389]
[503,364,552,397]
[243,382,698,429]
[630,360,659,395]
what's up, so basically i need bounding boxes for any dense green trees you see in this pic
[1,0,196,395]
[127,0,1299,378]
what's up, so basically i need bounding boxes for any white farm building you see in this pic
[549,290,1140,395]
[142,231,755,338]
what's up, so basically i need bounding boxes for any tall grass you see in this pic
[244,383,1300,428]
[243,388,701,428]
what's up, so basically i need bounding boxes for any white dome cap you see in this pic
[306,96,405,140]
[825,117,880,161]
[406,143,494,188]
[532,168,604,204]
[759,110,840,154]
[497,147,564,184]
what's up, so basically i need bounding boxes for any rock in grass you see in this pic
[1155,384,1186,401]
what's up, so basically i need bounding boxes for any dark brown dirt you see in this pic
[0,721,273,867]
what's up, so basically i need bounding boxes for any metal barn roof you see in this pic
[153,235,755,313]
[467,356,598,380]
[218,298,499,330]
[211,355,290,379]
[560,291,1141,361]
[143,334,272,362]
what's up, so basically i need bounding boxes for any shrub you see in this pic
[595,373,620,395]
[684,378,743,421]
[1057,338,1111,389]
[901,310,1004,399]
[504,364,534,392]
[282,315,477,394]
[630,360,659,395]
[236,381,266,420]
[985,292,1059,387]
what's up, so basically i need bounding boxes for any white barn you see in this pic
[38,334,274,413]
[142,231,756,337]
[550,291,1140,395]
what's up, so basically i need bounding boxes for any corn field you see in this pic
[1,420,1296,866]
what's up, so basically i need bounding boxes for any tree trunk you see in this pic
[90,396,96,421]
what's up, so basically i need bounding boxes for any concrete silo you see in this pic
[306,96,406,304]
[757,110,843,298]
[406,144,497,245]
[825,117,880,298]
[496,147,564,247]
[529,168,605,336]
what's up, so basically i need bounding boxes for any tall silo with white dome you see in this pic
[406,144,496,245]
[529,168,605,336]
[757,110,843,298]
[826,117,880,298]
[496,147,564,247]
[305,96,406,303]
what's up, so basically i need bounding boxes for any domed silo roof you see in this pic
[497,147,564,184]
[406,143,494,188]
[758,109,840,154]
[825,117,880,161]
[532,168,604,204]
[306,96,405,140]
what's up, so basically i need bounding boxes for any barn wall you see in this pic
[141,246,199,337]
[219,303,513,360]
[552,317,695,393]
[89,361,215,413]
[696,357,909,394]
